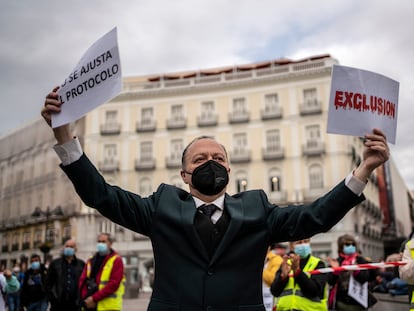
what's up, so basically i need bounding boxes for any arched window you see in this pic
[269,168,282,192]
[235,170,248,193]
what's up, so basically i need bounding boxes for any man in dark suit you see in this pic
[41,87,389,311]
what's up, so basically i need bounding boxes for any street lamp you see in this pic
[31,206,64,262]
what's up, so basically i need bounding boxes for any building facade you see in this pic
[1,54,413,294]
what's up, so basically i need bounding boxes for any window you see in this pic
[105,110,118,124]
[269,169,282,192]
[235,171,248,193]
[236,179,248,192]
[303,88,318,107]
[104,144,117,160]
[140,142,153,161]
[171,105,184,121]
[141,108,153,125]
[232,98,246,116]
[305,125,321,146]
[34,230,42,244]
[170,139,183,161]
[233,133,247,155]
[201,101,215,118]
[266,130,281,151]
[264,93,279,112]
[309,164,323,189]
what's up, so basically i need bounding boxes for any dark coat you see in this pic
[62,154,364,311]
[20,264,47,306]
[45,256,85,307]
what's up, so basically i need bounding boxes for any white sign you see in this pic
[348,274,368,308]
[327,64,399,144]
[52,27,122,128]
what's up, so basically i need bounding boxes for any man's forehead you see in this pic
[187,139,225,155]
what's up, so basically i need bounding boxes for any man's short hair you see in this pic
[181,136,228,169]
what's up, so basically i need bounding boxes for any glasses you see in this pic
[344,242,356,246]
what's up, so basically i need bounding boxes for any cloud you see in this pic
[1,0,413,189]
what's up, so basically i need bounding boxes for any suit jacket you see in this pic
[62,154,364,311]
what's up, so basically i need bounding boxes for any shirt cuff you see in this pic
[345,172,366,196]
[53,137,83,166]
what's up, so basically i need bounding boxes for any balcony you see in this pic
[99,159,119,173]
[100,122,121,135]
[299,100,322,115]
[261,106,283,120]
[229,111,250,124]
[197,114,218,127]
[136,119,156,132]
[135,158,156,171]
[262,147,285,161]
[167,117,187,130]
[165,157,181,169]
[302,141,325,156]
[268,190,288,203]
[230,150,251,163]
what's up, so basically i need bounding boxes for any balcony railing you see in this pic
[299,100,322,115]
[262,147,285,161]
[230,150,251,163]
[261,107,283,120]
[135,158,156,171]
[165,157,181,169]
[99,159,119,173]
[302,141,325,156]
[228,111,250,124]
[100,122,121,135]
[197,114,218,127]
[166,117,187,130]
[136,120,156,132]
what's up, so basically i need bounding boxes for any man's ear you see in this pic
[180,170,189,184]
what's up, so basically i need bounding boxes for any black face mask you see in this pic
[186,160,229,195]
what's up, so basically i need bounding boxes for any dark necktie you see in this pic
[198,204,218,218]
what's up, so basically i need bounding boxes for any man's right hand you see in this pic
[41,86,72,144]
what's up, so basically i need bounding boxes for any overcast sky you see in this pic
[1,0,413,189]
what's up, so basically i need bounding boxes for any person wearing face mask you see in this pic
[327,234,377,311]
[78,233,125,311]
[270,239,328,311]
[41,88,390,310]
[20,253,48,311]
[45,238,85,311]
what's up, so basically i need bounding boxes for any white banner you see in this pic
[52,27,122,128]
[327,64,399,144]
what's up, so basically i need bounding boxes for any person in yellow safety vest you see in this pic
[270,238,328,311]
[399,232,414,311]
[78,233,125,311]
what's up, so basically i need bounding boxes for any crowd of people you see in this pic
[262,233,412,311]
[0,233,125,311]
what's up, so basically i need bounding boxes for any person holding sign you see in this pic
[41,87,389,310]
[327,234,377,310]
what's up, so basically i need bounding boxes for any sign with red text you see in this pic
[52,27,122,128]
[327,64,399,144]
